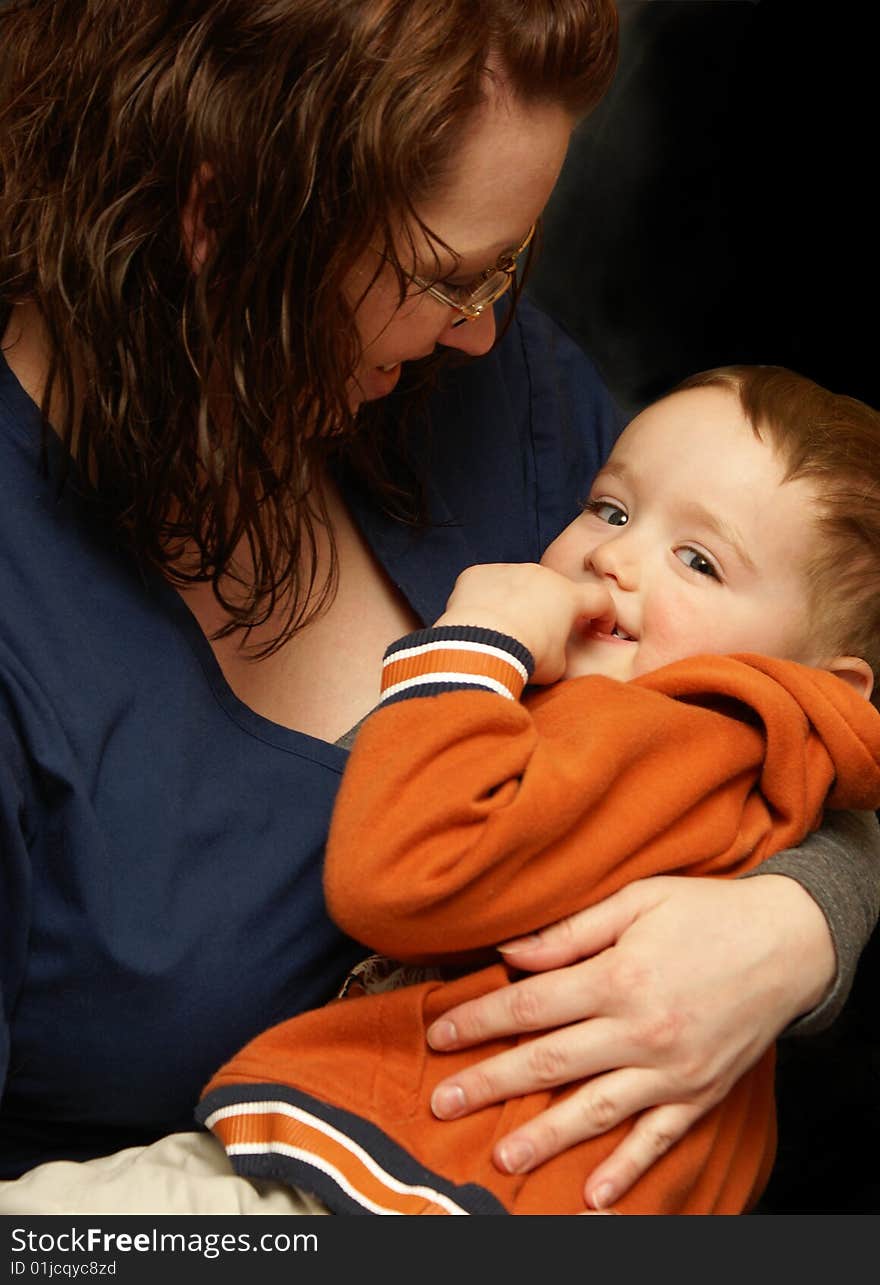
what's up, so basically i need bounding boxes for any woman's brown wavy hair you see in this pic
[0,0,618,650]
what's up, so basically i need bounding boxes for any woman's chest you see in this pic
[182,482,421,742]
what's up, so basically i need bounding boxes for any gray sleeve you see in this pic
[334,718,367,752]
[741,810,880,1036]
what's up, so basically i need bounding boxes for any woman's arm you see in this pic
[743,810,880,1035]
[427,815,880,1209]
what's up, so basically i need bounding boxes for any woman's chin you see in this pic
[349,362,403,409]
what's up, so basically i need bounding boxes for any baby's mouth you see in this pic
[585,619,638,644]
[610,623,635,641]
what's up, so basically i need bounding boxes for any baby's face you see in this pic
[541,385,824,683]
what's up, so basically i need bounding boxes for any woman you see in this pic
[0,0,876,1214]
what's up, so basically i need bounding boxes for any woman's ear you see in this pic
[825,655,874,701]
[181,163,217,274]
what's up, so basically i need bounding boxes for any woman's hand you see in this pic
[426,873,836,1210]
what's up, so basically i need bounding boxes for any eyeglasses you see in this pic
[410,224,536,326]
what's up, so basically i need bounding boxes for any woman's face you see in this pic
[346,88,574,410]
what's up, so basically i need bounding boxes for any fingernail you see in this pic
[590,1182,616,1210]
[498,934,541,954]
[427,1020,458,1050]
[496,1138,535,1174]
[431,1084,467,1119]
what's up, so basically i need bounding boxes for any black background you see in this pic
[529,0,878,417]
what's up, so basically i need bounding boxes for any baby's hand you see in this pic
[435,563,614,685]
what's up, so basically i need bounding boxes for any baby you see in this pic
[199,365,880,1215]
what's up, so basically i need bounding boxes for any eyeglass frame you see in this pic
[409,223,536,326]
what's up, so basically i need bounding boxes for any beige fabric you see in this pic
[0,1130,330,1215]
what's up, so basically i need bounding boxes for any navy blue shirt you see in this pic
[0,300,621,1177]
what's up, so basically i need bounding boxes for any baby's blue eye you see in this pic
[585,499,628,526]
[676,547,719,579]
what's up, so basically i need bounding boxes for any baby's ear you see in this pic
[825,655,874,701]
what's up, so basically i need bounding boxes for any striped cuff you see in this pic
[380,627,534,706]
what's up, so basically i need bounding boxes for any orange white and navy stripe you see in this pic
[379,626,534,706]
[197,1085,508,1215]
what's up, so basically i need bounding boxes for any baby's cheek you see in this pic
[540,525,583,576]
[636,602,695,671]
[644,598,775,672]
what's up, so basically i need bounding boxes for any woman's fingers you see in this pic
[497,882,656,972]
[427,961,607,1053]
[430,1017,630,1122]
[486,1067,675,1176]
[432,1030,714,1208]
[582,1103,705,1209]
[425,885,660,1053]
[488,1081,711,1209]
[425,883,677,1058]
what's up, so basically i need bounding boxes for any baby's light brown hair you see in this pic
[676,365,880,701]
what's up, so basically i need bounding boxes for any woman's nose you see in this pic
[437,306,497,356]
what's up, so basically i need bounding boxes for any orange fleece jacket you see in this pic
[200,633,880,1215]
